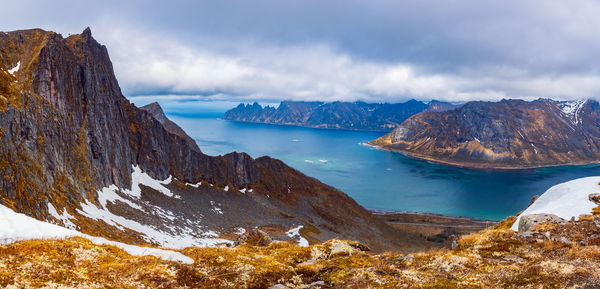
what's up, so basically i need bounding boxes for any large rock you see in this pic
[518,214,565,232]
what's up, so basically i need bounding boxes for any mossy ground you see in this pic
[2,216,600,288]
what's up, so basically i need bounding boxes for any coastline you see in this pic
[363,142,600,171]
[372,211,498,249]
[221,118,395,133]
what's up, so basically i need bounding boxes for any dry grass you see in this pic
[3,216,600,288]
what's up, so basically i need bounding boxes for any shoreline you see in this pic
[221,118,394,133]
[363,142,600,171]
[369,209,497,223]
[373,211,498,249]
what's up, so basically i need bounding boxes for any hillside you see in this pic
[369,99,600,169]
[0,27,432,253]
[4,177,600,288]
[223,100,458,132]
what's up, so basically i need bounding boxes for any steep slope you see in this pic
[224,100,459,131]
[369,99,600,169]
[0,28,420,252]
[140,101,200,152]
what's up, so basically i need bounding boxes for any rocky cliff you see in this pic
[369,99,600,169]
[224,100,458,131]
[0,28,426,252]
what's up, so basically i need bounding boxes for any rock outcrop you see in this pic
[369,99,600,169]
[224,100,458,132]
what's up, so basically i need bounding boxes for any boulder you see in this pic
[234,229,272,246]
[589,193,600,205]
[328,240,370,257]
[518,214,565,232]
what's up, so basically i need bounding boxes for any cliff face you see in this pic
[223,100,458,131]
[0,28,421,252]
[369,99,600,169]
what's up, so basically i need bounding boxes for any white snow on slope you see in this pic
[185,181,202,188]
[77,165,233,248]
[559,100,586,125]
[286,225,309,247]
[127,165,173,197]
[47,203,77,229]
[0,204,193,264]
[511,176,600,231]
[8,61,20,75]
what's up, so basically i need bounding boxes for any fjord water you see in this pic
[168,110,600,221]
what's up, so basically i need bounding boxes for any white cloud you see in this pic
[100,26,600,103]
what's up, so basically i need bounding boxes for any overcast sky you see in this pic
[4,0,600,103]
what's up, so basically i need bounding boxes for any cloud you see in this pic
[5,0,600,102]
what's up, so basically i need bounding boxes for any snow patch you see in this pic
[286,225,309,247]
[47,203,77,229]
[185,181,201,188]
[224,186,229,192]
[126,165,173,197]
[559,100,586,125]
[511,176,600,231]
[0,204,193,264]
[8,61,20,75]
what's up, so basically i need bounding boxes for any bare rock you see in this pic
[589,193,600,205]
[518,214,565,232]
[235,229,272,246]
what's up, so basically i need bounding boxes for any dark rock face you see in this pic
[0,28,414,252]
[224,100,459,132]
[140,102,200,152]
[369,99,600,169]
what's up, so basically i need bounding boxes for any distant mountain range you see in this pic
[368,99,600,169]
[224,100,458,131]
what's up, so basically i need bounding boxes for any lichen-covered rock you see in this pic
[518,214,565,232]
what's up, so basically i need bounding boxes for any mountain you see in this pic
[140,101,200,152]
[0,28,430,253]
[223,100,459,131]
[368,98,600,169]
[4,176,600,288]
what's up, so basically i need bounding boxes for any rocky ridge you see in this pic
[224,100,458,132]
[369,98,600,169]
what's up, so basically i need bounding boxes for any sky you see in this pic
[4,0,600,104]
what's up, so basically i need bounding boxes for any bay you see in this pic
[161,108,600,221]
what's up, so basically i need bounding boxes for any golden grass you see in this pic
[3,216,600,289]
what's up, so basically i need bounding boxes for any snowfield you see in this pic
[0,204,194,264]
[511,176,600,231]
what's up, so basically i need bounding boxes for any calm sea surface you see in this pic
[165,110,600,221]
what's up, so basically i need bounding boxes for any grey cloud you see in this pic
[4,0,600,102]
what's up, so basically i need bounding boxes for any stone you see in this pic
[269,284,289,289]
[503,255,523,262]
[234,229,272,247]
[518,214,565,232]
[589,193,600,205]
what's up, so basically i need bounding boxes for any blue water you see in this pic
[165,110,600,221]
